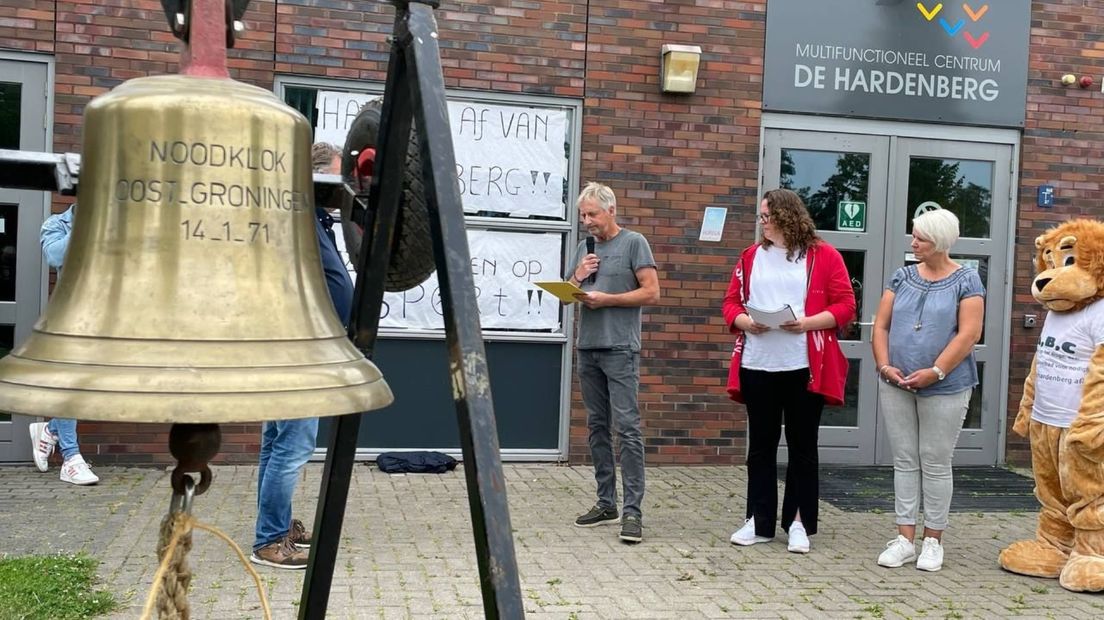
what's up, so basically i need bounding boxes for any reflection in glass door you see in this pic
[762,128,1012,465]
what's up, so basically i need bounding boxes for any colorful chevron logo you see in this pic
[917,2,989,49]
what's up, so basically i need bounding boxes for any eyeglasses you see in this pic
[758,212,771,223]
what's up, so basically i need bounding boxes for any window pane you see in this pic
[822,360,859,427]
[0,203,17,302]
[838,249,866,341]
[779,149,870,232]
[0,82,20,150]
[905,157,992,238]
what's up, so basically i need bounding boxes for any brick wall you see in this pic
[1007,2,1104,465]
[2,0,1097,466]
[569,1,765,465]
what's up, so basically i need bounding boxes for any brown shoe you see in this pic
[250,536,308,569]
[289,518,313,549]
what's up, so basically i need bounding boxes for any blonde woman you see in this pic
[872,209,984,572]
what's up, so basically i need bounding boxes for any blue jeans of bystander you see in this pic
[47,418,80,461]
[254,418,319,551]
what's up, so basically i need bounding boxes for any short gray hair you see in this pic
[576,182,616,212]
[912,208,960,252]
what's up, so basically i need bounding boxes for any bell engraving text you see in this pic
[113,179,306,212]
[150,140,287,172]
[181,219,270,245]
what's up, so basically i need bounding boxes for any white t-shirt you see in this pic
[742,245,808,371]
[1031,298,1104,428]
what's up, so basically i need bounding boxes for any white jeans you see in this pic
[878,381,971,531]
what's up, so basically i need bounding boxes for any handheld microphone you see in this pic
[585,236,596,284]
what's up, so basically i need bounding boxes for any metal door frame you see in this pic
[759,113,1019,465]
[0,51,53,461]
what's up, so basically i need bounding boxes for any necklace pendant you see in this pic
[914,322,922,331]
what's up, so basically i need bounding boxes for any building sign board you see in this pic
[764,0,1030,127]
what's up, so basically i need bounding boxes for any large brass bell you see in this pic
[0,74,393,422]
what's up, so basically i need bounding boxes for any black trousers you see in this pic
[740,367,825,537]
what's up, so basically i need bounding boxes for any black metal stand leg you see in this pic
[299,413,361,619]
[402,2,524,617]
[300,0,523,618]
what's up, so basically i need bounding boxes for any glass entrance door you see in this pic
[0,55,49,462]
[882,138,1011,465]
[761,128,1012,465]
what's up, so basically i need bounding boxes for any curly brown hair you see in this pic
[760,188,820,260]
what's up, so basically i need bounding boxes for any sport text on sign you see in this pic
[331,226,564,331]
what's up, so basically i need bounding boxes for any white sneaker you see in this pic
[60,455,99,485]
[29,422,57,472]
[877,535,916,567]
[916,537,944,572]
[730,517,771,546]
[787,521,810,554]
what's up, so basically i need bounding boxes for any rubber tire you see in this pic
[340,98,436,293]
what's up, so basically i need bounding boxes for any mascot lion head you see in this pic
[1032,219,1104,312]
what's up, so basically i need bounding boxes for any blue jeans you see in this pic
[578,349,645,518]
[47,418,80,461]
[254,418,318,550]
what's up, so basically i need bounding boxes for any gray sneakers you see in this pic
[619,515,643,543]
[574,505,619,528]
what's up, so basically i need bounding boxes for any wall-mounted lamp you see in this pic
[660,44,702,94]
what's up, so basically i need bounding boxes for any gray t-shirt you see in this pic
[571,229,656,351]
[886,265,985,396]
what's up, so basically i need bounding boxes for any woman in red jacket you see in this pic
[721,188,855,554]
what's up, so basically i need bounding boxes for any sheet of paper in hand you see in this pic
[745,303,797,329]
[535,281,586,303]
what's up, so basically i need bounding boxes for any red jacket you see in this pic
[721,241,856,406]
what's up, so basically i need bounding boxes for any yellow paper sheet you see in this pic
[534,281,587,303]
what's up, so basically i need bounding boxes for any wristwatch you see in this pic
[931,365,946,381]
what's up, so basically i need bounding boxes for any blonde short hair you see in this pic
[575,182,616,212]
[912,208,960,252]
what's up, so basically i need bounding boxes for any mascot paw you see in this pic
[1059,551,1104,592]
[999,540,1067,578]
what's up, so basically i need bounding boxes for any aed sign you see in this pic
[763,0,1030,127]
[837,201,866,232]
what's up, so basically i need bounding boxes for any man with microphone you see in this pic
[566,182,660,544]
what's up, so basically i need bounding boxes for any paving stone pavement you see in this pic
[1,463,1100,619]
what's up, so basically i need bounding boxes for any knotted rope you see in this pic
[139,490,272,619]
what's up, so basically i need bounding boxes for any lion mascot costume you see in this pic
[999,219,1104,592]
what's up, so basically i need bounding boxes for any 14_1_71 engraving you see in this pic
[180,219,270,244]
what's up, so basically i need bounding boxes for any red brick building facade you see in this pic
[1,0,1100,466]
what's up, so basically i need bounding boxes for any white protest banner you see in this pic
[314,91,570,219]
[450,101,568,218]
[331,224,564,330]
[380,230,563,330]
